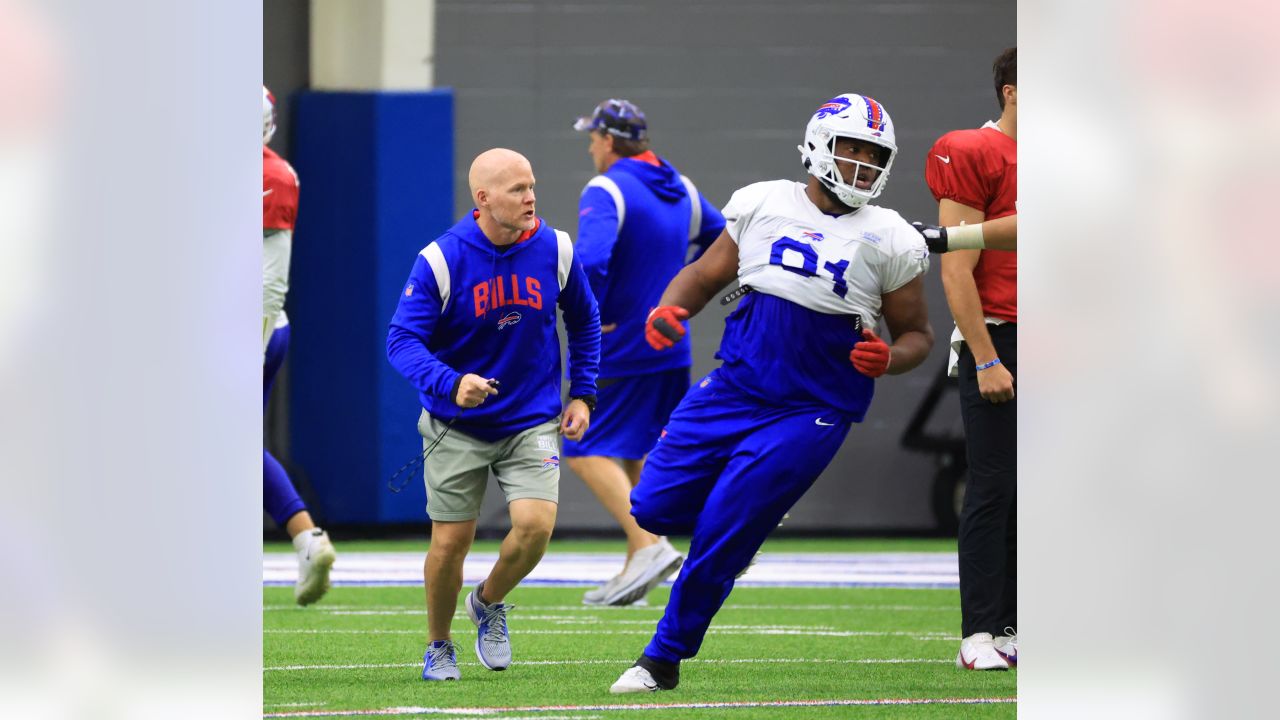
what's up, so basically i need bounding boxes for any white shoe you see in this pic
[956,632,1009,670]
[994,627,1017,666]
[600,539,683,606]
[293,528,336,606]
[610,665,661,694]
[583,573,624,605]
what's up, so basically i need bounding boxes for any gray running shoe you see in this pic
[421,640,460,681]
[600,539,683,606]
[465,588,513,670]
[583,573,624,605]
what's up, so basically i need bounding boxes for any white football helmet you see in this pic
[263,85,277,145]
[798,94,897,209]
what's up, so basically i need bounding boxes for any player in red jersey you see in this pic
[924,48,1018,671]
[262,85,336,605]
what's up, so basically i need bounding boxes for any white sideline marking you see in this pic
[264,628,956,640]
[263,552,959,589]
[265,656,953,672]
[262,697,1015,717]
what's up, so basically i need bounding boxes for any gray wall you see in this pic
[265,0,1015,532]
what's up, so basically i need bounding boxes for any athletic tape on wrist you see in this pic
[947,222,986,250]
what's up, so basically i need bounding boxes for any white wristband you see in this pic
[946,222,986,250]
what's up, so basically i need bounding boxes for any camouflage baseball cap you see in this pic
[572,98,647,141]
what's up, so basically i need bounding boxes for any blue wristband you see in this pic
[975,358,1002,371]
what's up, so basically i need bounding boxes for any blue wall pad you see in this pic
[289,90,454,524]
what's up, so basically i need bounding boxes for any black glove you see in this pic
[910,222,948,253]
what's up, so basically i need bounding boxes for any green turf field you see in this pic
[263,538,1016,718]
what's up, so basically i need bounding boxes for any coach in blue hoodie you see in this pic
[565,100,726,607]
[387,148,601,681]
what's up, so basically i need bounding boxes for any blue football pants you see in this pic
[264,325,306,527]
[629,370,852,663]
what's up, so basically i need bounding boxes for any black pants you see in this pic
[957,322,1016,638]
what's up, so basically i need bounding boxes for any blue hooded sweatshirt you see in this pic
[575,152,725,379]
[387,212,601,442]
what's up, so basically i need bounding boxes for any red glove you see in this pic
[850,329,891,378]
[645,306,690,350]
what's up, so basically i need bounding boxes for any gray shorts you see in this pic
[418,410,561,522]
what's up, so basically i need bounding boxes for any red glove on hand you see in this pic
[850,329,891,378]
[645,306,690,350]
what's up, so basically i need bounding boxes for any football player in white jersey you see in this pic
[610,94,934,693]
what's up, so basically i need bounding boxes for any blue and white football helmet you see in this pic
[798,93,897,209]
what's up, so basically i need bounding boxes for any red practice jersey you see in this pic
[263,146,300,232]
[924,123,1016,322]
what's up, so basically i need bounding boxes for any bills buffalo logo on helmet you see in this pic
[497,311,522,330]
[814,96,852,119]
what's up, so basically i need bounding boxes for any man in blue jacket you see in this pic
[566,99,726,607]
[387,148,601,682]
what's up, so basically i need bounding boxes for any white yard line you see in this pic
[266,603,955,613]
[265,656,953,672]
[264,628,956,639]
[262,696,1015,718]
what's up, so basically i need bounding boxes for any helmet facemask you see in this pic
[798,94,898,210]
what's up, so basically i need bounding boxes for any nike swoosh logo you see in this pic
[263,188,274,197]
[935,154,951,164]
[643,681,657,690]
[815,418,835,426]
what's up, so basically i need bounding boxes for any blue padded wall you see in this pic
[290,90,454,524]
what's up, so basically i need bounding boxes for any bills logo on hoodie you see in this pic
[498,311,522,330]
[473,274,543,316]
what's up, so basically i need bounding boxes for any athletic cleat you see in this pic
[421,640,460,681]
[956,632,1010,670]
[465,588,513,670]
[611,654,679,693]
[600,538,683,606]
[293,528,336,606]
[610,665,662,693]
[994,627,1017,666]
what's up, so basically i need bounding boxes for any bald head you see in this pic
[468,148,538,241]
[468,148,532,200]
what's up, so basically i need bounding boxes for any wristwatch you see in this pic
[571,394,597,412]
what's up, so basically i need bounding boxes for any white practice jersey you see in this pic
[724,180,929,328]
